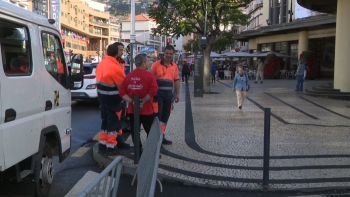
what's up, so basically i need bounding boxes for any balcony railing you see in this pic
[248,2,263,14]
[255,3,263,9]
[89,19,109,27]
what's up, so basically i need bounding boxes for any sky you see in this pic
[295,0,315,19]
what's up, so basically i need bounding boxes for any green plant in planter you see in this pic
[300,50,318,79]
[263,53,280,78]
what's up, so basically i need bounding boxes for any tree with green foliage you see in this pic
[148,0,251,93]
[183,39,200,53]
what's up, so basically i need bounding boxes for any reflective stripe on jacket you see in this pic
[96,56,125,104]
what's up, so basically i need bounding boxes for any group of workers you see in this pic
[96,42,180,156]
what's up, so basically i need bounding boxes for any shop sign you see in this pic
[309,28,335,38]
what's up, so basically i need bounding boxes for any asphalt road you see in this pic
[49,100,102,197]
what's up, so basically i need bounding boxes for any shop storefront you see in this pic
[236,14,336,78]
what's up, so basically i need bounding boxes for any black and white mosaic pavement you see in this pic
[106,79,350,190]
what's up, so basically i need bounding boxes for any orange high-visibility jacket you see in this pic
[96,56,125,105]
[150,59,179,91]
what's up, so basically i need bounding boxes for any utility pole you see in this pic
[130,0,135,72]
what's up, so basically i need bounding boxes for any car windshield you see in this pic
[83,63,97,75]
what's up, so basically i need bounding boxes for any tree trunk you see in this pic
[203,47,212,93]
[203,37,215,93]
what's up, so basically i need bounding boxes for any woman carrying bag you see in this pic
[232,66,250,110]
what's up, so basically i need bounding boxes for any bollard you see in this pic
[262,108,271,189]
[134,95,140,164]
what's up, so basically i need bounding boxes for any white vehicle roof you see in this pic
[0,1,57,30]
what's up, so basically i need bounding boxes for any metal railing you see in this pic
[77,156,123,197]
[131,115,163,197]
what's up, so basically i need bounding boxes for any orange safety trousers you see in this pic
[152,94,172,134]
[160,122,166,133]
[99,103,124,148]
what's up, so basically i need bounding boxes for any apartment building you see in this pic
[122,14,176,52]
[3,0,30,9]
[110,16,122,43]
[241,0,264,32]
[60,0,110,61]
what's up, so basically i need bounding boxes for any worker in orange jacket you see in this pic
[96,42,130,156]
[150,45,180,145]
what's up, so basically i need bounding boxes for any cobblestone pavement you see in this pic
[96,78,350,191]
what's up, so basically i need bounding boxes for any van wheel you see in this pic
[34,142,54,197]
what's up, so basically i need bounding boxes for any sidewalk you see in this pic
[93,78,350,192]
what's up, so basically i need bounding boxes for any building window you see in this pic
[261,43,272,52]
[32,0,48,18]
[269,0,287,25]
[61,11,64,16]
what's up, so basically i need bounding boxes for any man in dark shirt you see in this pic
[181,61,190,84]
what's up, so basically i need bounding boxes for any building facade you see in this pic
[121,14,164,52]
[242,0,264,32]
[297,0,350,92]
[3,0,29,9]
[110,16,122,43]
[59,0,110,61]
[236,0,335,77]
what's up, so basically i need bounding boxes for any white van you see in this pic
[0,2,83,196]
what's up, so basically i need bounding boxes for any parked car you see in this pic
[69,63,98,101]
[69,62,130,102]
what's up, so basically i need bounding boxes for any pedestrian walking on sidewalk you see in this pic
[119,53,158,154]
[233,66,250,110]
[211,62,217,83]
[181,61,190,83]
[96,42,130,156]
[254,59,264,84]
[295,59,308,91]
[149,45,180,145]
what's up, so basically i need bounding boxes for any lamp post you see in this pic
[130,0,136,72]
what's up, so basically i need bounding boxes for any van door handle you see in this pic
[45,100,52,111]
[5,108,16,123]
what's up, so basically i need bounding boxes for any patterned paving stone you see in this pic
[103,79,350,190]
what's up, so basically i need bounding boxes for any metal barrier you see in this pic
[78,156,123,197]
[262,108,271,189]
[131,117,163,197]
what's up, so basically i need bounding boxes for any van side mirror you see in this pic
[70,54,84,90]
